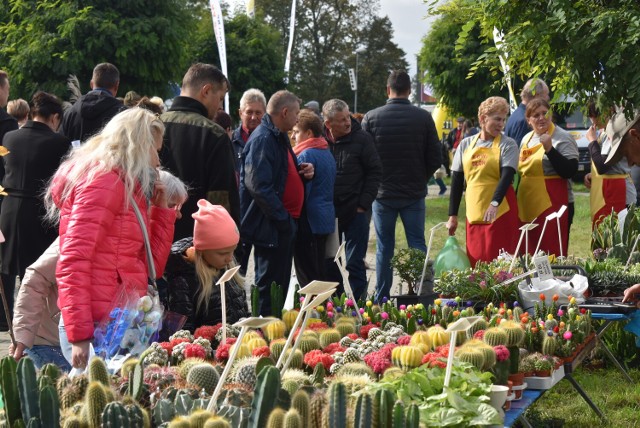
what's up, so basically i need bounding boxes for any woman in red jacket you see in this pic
[44,107,176,369]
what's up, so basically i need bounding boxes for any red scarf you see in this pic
[293,136,328,155]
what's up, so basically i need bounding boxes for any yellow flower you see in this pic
[547,314,554,320]
[434,299,442,306]
[316,305,324,313]
[407,305,414,311]
[366,300,373,307]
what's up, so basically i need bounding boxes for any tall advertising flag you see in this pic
[210,0,230,113]
[493,28,517,113]
[283,0,297,84]
[246,0,255,18]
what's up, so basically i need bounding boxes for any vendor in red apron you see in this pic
[583,103,636,228]
[517,98,579,257]
[446,96,519,266]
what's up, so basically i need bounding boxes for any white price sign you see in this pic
[348,68,357,90]
[533,255,553,281]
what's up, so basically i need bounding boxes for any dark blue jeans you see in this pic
[253,220,297,316]
[26,345,72,372]
[373,198,427,302]
[327,211,371,302]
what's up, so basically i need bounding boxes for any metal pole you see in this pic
[354,52,359,114]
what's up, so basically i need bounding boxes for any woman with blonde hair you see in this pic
[446,96,520,265]
[164,199,249,331]
[44,107,176,369]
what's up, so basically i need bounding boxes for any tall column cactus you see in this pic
[248,366,281,428]
[326,382,347,427]
[1,356,23,426]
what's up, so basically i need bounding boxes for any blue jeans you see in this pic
[373,198,427,302]
[26,345,72,372]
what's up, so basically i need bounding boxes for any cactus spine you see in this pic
[168,416,191,428]
[319,329,341,348]
[84,382,108,428]
[483,327,508,346]
[266,407,285,428]
[500,321,525,347]
[187,364,220,394]
[189,409,216,428]
[283,409,302,428]
[326,382,347,428]
[353,393,373,428]
[248,366,281,428]
[455,347,486,371]
[298,335,320,354]
[203,417,231,428]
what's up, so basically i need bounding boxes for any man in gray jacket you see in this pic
[362,70,441,302]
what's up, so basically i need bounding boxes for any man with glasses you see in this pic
[232,89,266,175]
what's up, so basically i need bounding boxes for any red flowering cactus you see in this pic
[378,343,397,359]
[194,324,221,341]
[183,343,206,359]
[159,342,173,356]
[170,338,190,348]
[323,343,346,355]
[435,344,451,358]
[421,352,447,369]
[252,346,271,358]
[363,351,392,375]
[493,345,510,362]
[396,335,412,346]
[308,322,329,331]
[347,333,359,340]
[360,324,376,339]
[473,330,485,340]
[215,343,232,362]
[303,350,335,370]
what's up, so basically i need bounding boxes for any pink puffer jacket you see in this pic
[53,170,176,343]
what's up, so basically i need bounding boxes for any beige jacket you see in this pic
[13,239,60,348]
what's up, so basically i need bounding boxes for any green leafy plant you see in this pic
[390,248,429,295]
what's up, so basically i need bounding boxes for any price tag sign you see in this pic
[533,254,553,281]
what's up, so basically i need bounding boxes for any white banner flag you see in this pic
[493,28,517,113]
[210,0,230,113]
[246,0,255,18]
[283,0,297,84]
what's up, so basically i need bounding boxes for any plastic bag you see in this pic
[518,274,588,311]
[93,283,164,361]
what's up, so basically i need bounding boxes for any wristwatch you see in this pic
[490,200,499,207]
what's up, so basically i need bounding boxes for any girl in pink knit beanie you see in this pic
[164,199,249,332]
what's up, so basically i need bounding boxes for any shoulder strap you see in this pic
[129,195,157,285]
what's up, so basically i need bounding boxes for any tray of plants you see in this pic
[566,297,637,314]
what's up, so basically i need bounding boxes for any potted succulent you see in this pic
[518,356,536,377]
[390,247,437,308]
[533,357,554,377]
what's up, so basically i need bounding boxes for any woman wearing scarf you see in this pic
[292,109,337,286]
[518,98,579,257]
[446,97,519,266]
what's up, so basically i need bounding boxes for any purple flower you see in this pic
[352,310,357,317]
[513,301,520,307]
[382,297,388,304]
[417,318,424,325]
[446,300,458,307]
[466,301,474,307]
[336,306,343,313]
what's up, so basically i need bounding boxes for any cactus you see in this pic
[84,382,108,428]
[229,343,251,360]
[342,348,361,364]
[62,416,85,428]
[483,327,508,346]
[335,362,375,379]
[311,362,325,386]
[186,364,220,394]
[282,349,303,370]
[1,356,23,425]
[500,320,525,347]
[391,346,424,370]
[88,358,110,387]
[38,376,54,392]
[513,306,524,320]
[174,392,194,416]
[426,326,450,347]
[282,379,299,396]
[125,403,148,428]
[479,345,497,370]
[290,390,309,427]
[335,321,356,337]
[283,309,300,332]
[266,408,285,428]
[39,385,60,428]
[127,362,144,402]
[232,357,260,387]
[325,382,347,427]
[392,401,405,428]
[246,337,268,353]
[298,335,320,354]
[263,320,287,342]
[375,388,394,428]
[39,364,61,383]
[545,319,558,331]
[203,417,232,428]
[455,347,485,371]
[353,393,373,428]
[168,416,191,428]
[120,359,140,379]
[469,318,489,335]
[102,401,130,428]
[152,399,175,426]
[319,329,341,348]
[189,409,216,428]
[542,334,557,356]
[409,331,432,353]
[178,358,207,380]
[56,375,71,396]
[309,391,326,428]
[283,408,302,428]
[17,357,40,422]
[405,403,419,428]
[269,339,287,362]
[248,365,281,428]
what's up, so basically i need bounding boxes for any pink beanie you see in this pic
[192,199,240,250]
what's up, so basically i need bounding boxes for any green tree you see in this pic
[0,0,193,100]
[188,11,285,120]
[441,0,640,113]
[418,1,507,118]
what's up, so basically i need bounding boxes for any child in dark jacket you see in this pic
[164,199,249,332]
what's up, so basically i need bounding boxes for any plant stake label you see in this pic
[533,255,553,281]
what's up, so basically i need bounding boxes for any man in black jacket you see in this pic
[324,99,382,301]
[61,63,124,144]
[362,70,441,302]
[161,63,240,241]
